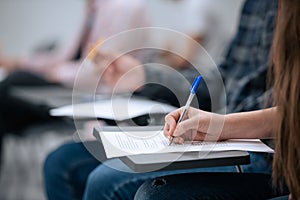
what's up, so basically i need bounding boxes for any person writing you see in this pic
[135,0,300,199]
[44,1,279,199]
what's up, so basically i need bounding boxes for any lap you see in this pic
[0,70,62,134]
[3,70,57,86]
[44,141,274,200]
[135,172,289,200]
[83,159,240,200]
[44,141,101,200]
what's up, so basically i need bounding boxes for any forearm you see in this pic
[17,51,73,75]
[221,107,277,139]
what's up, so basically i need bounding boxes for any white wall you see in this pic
[0,0,85,56]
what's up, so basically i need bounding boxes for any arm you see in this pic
[164,107,277,144]
[159,35,204,69]
[222,107,277,139]
[93,51,198,99]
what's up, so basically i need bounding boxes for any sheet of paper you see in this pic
[99,130,274,158]
[50,97,177,120]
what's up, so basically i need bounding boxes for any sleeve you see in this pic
[184,0,212,36]
[228,65,273,113]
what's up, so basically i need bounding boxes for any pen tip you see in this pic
[169,136,174,146]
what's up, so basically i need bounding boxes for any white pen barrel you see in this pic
[178,93,195,123]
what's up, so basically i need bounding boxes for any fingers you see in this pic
[164,108,183,137]
[164,107,200,144]
[94,51,120,87]
[95,50,118,62]
[94,51,119,73]
[166,108,183,122]
[172,116,201,137]
[172,137,185,144]
[164,107,225,144]
[163,122,170,138]
[164,107,214,144]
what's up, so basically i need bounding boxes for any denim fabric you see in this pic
[82,158,238,200]
[44,141,272,200]
[134,173,289,200]
[83,152,273,200]
[44,142,100,200]
[0,71,60,135]
[269,196,289,200]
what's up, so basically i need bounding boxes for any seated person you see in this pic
[44,0,278,199]
[135,2,299,199]
[0,0,150,174]
[0,0,240,136]
[144,0,242,69]
[0,0,151,137]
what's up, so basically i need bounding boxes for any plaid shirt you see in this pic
[142,0,278,113]
[221,0,278,113]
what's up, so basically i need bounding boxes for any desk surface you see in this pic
[11,86,75,107]
[11,86,110,107]
[120,151,249,173]
[93,126,250,173]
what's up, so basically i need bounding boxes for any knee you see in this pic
[134,178,167,200]
[44,143,75,184]
[83,164,121,200]
[44,148,62,183]
[84,167,101,195]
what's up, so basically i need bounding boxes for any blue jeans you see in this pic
[134,173,289,200]
[44,141,273,200]
[44,142,100,200]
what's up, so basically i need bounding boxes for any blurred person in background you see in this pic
[0,0,149,137]
[0,0,243,136]
[0,0,149,169]
[0,0,242,158]
[145,0,242,70]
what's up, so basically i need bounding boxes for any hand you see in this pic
[159,52,190,69]
[45,61,79,87]
[164,107,225,144]
[0,54,20,72]
[93,51,145,93]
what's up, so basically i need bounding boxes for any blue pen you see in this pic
[169,76,203,145]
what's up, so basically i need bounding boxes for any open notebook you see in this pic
[50,97,177,121]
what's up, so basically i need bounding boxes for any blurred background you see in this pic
[0,0,85,56]
[0,1,85,199]
[0,0,243,199]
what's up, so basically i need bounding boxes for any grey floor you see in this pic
[0,123,75,200]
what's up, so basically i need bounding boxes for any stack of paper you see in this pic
[99,130,274,158]
[50,97,177,121]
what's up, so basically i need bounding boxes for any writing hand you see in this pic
[164,107,224,144]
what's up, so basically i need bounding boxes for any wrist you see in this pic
[219,114,231,140]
